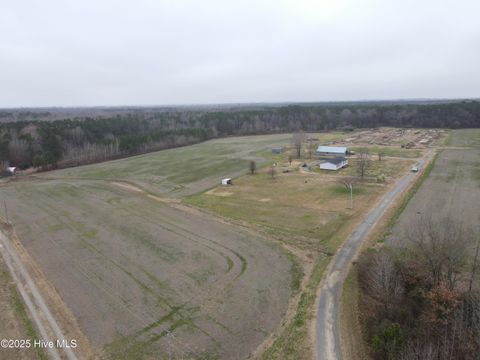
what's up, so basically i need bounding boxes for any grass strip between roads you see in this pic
[262,255,330,360]
[9,286,49,360]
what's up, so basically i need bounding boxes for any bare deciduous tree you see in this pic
[308,141,317,159]
[249,160,256,175]
[407,217,469,290]
[268,165,277,179]
[363,251,404,315]
[398,339,439,360]
[338,177,357,209]
[292,132,306,158]
[356,149,371,179]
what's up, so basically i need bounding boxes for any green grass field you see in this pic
[45,134,293,196]
[185,169,384,254]
[314,157,416,180]
[44,132,352,197]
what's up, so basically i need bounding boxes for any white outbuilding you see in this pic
[319,157,348,171]
[221,178,233,185]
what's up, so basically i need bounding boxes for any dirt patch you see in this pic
[336,127,445,149]
[111,181,143,192]
[206,189,233,197]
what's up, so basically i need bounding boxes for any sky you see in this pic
[1,0,479,107]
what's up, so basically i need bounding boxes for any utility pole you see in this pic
[3,200,8,224]
[348,183,353,209]
[339,178,355,209]
[340,180,354,209]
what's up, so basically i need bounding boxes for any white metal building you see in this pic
[316,146,348,156]
[319,157,348,171]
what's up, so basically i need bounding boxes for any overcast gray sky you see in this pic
[1,0,479,107]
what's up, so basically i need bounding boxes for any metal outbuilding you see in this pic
[316,146,348,156]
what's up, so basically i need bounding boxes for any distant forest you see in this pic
[1,100,479,170]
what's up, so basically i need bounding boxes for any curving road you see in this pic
[315,153,431,360]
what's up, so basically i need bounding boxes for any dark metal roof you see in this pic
[320,156,346,165]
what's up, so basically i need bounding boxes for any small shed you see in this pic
[221,178,233,185]
[319,157,348,171]
[271,147,284,154]
[316,146,348,156]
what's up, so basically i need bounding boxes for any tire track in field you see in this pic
[14,192,173,316]
[97,184,253,348]
[107,181,248,278]
[12,185,182,329]
[18,182,238,352]
[11,179,274,358]
[20,196,198,353]
[83,180,239,276]
[110,193,247,280]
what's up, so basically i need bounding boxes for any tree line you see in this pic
[1,100,479,171]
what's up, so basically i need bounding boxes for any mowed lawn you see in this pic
[186,166,391,256]
[314,156,416,179]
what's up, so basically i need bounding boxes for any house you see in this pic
[221,178,233,185]
[319,157,348,171]
[316,146,348,156]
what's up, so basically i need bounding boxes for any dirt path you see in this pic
[0,227,78,360]
[314,150,434,360]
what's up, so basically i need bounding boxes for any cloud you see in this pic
[0,0,479,106]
